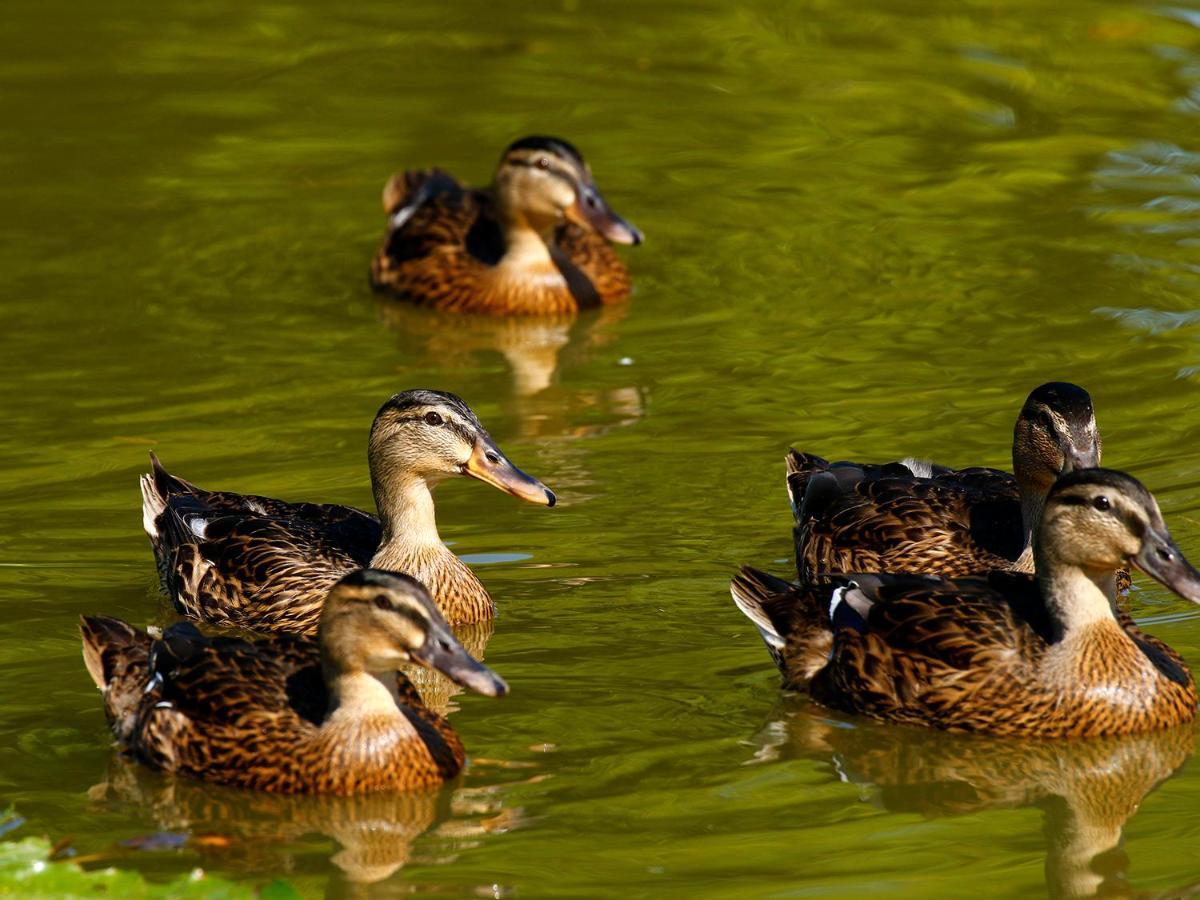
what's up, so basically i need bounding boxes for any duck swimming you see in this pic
[142,390,554,633]
[732,469,1200,738]
[788,382,1101,581]
[81,570,505,794]
[370,136,642,316]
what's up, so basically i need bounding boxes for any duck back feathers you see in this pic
[787,450,1025,582]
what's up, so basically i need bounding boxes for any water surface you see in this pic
[4,0,1200,895]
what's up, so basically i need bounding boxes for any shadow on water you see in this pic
[747,700,1199,899]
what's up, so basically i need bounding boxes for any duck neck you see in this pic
[1011,479,1052,574]
[1019,485,1047,553]
[498,223,558,272]
[371,474,448,571]
[321,664,406,724]
[1035,546,1119,642]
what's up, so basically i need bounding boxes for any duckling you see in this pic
[732,469,1200,738]
[81,570,506,794]
[142,390,555,633]
[370,136,642,315]
[789,382,1101,581]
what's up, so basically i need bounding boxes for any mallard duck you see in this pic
[370,136,642,315]
[732,468,1200,738]
[81,570,505,794]
[788,382,1102,581]
[142,390,554,633]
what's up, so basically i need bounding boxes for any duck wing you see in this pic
[811,572,1051,730]
[786,450,1022,581]
[163,513,367,635]
[142,454,380,574]
[370,171,508,310]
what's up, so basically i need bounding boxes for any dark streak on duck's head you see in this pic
[368,389,555,507]
[1013,382,1101,495]
[1041,468,1200,605]
[320,569,508,697]
[492,135,642,246]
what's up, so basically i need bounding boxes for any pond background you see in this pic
[4,0,1200,896]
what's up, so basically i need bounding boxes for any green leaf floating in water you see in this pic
[0,833,293,898]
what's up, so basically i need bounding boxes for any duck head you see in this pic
[368,389,555,507]
[320,569,508,697]
[1039,468,1200,603]
[491,136,642,245]
[1012,382,1101,496]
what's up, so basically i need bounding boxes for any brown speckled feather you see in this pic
[789,451,1026,580]
[370,170,632,315]
[143,453,494,634]
[732,567,1195,738]
[81,617,464,794]
[788,451,1132,591]
[165,515,362,635]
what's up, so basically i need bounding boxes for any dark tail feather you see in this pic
[730,566,833,683]
[80,616,152,745]
[785,450,830,520]
[141,452,197,546]
[80,615,144,689]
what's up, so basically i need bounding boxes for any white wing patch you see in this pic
[900,457,936,479]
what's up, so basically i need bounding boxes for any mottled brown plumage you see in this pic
[142,390,555,633]
[81,570,507,795]
[370,136,641,315]
[789,383,1113,584]
[733,469,1200,738]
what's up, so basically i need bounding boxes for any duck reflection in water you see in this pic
[747,706,1195,899]
[87,756,531,891]
[374,302,645,430]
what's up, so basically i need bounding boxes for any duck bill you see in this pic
[566,184,643,245]
[1134,529,1200,603]
[412,626,508,697]
[1062,446,1101,474]
[462,439,556,507]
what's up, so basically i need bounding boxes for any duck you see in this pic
[732,468,1200,738]
[141,389,555,634]
[80,570,507,794]
[369,136,642,316]
[788,382,1102,581]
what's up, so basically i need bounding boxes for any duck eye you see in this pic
[536,157,550,169]
[373,594,391,611]
[1092,496,1111,512]
[424,411,444,426]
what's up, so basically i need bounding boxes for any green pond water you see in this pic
[4,0,1200,895]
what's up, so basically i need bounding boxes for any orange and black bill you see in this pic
[462,438,556,507]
